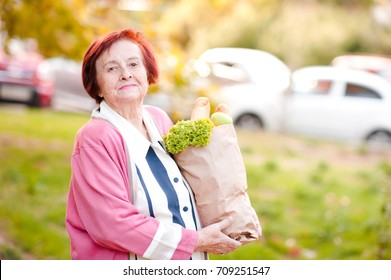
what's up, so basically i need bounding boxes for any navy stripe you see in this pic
[183,179,199,230]
[145,146,185,227]
[135,165,155,217]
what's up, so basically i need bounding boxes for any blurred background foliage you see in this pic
[1,0,391,71]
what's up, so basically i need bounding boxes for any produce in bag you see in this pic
[164,97,261,243]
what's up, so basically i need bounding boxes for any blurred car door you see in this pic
[283,78,338,139]
[331,82,386,141]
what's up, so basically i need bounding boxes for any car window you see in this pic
[344,83,381,99]
[208,62,249,85]
[292,79,332,95]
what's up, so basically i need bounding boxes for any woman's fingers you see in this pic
[216,217,242,251]
[217,216,233,231]
[195,216,241,255]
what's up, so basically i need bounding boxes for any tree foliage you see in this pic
[0,0,145,60]
[158,0,391,68]
[0,0,390,68]
[1,0,90,59]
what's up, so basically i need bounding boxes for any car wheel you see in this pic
[29,90,41,107]
[366,130,391,151]
[234,113,263,130]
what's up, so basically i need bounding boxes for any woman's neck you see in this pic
[105,100,150,141]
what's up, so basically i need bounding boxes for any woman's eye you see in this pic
[129,62,139,68]
[107,66,117,72]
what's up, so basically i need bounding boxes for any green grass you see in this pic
[214,131,391,260]
[0,107,88,259]
[0,107,390,259]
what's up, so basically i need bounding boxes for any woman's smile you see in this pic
[119,83,137,90]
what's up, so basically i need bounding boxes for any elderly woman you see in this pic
[65,28,241,260]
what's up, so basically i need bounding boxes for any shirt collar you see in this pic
[93,101,152,160]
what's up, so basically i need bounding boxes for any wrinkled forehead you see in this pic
[97,39,143,66]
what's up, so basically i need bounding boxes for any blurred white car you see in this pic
[192,48,291,130]
[282,66,391,148]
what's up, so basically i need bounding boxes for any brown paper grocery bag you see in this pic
[174,124,260,243]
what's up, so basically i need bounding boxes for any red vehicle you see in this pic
[0,51,55,107]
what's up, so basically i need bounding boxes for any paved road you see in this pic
[52,90,95,114]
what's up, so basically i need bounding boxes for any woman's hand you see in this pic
[195,217,242,255]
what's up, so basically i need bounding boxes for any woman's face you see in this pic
[95,39,149,107]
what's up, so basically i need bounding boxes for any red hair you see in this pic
[82,28,159,104]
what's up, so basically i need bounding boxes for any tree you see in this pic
[0,0,144,60]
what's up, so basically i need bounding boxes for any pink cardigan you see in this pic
[65,105,199,259]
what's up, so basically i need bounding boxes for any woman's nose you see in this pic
[121,68,132,80]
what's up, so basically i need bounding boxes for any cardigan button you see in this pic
[173,177,179,183]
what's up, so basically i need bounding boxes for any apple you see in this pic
[210,112,233,126]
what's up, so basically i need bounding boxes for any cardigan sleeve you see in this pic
[69,119,198,259]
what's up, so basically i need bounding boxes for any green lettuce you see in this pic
[163,118,214,154]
